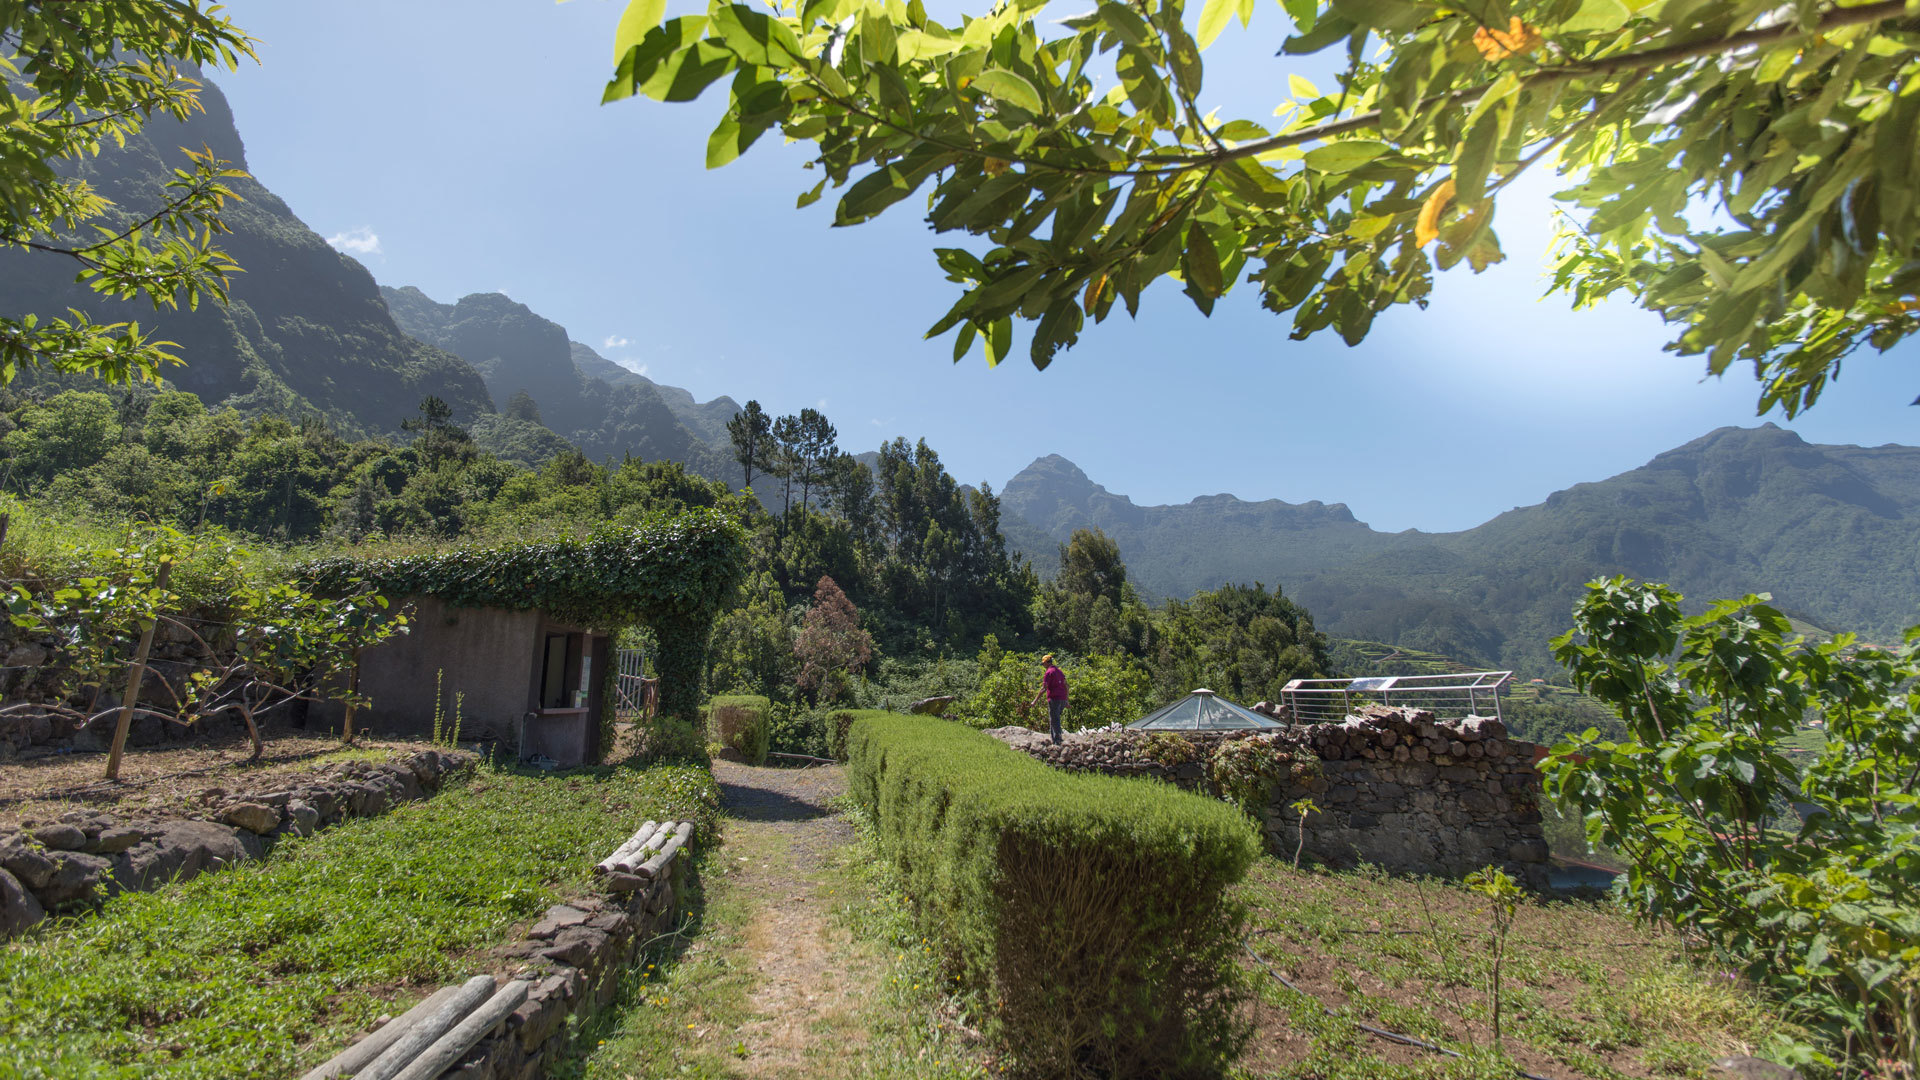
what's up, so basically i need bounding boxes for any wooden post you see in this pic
[341,647,361,744]
[104,559,171,782]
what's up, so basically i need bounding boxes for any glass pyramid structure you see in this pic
[1126,689,1286,731]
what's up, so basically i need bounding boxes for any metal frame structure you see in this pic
[1280,671,1513,724]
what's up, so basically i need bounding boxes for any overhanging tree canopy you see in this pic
[601,0,1918,415]
[1,1,254,384]
[301,509,749,721]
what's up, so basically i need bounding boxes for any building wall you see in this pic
[349,596,543,739]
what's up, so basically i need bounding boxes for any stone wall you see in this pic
[988,704,1550,887]
[0,749,475,937]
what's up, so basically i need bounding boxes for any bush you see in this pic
[846,715,1260,1079]
[707,696,770,766]
[825,708,892,762]
[955,650,1151,732]
[765,703,828,759]
[633,718,708,765]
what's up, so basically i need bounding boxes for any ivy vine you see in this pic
[301,509,748,722]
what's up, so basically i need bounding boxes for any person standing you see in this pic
[1028,654,1069,745]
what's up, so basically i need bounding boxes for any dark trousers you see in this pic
[1048,699,1066,744]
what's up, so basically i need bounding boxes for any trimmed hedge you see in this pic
[847,715,1260,1079]
[825,709,893,762]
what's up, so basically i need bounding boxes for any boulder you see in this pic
[285,800,320,837]
[908,695,955,716]
[2,845,57,890]
[31,824,86,851]
[0,867,45,936]
[85,827,146,855]
[221,803,281,835]
[34,851,112,909]
[4,642,50,668]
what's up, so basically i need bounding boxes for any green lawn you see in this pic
[0,762,719,1080]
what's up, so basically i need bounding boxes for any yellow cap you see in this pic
[1041,654,1055,665]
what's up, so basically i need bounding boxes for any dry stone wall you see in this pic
[0,749,475,937]
[989,704,1551,888]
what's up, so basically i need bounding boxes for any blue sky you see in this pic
[211,0,1914,532]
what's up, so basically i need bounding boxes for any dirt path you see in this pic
[706,762,882,1078]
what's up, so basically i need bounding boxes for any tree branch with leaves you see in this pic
[601,0,1918,413]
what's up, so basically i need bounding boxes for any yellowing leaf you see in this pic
[1415,177,1455,247]
[1197,0,1236,48]
[1472,17,1540,61]
[613,0,669,62]
[983,157,1011,176]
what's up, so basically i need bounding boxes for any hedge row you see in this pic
[846,715,1260,1079]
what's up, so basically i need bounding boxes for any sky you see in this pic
[209,0,1916,533]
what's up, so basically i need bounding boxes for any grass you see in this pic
[1232,858,1796,1080]
[0,761,720,1080]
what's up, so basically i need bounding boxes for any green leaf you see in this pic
[1329,0,1430,32]
[1097,1,1154,47]
[710,5,804,66]
[1184,225,1225,297]
[1197,0,1236,48]
[1304,139,1390,173]
[984,317,1012,367]
[640,40,736,103]
[613,0,668,62]
[972,69,1044,113]
[1558,0,1629,32]
[797,179,827,208]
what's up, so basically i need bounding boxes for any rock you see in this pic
[1508,839,1550,863]
[0,867,45,936]
[346,782,390,818]
[539,925,607,967]
[221,803,281,835]
[2,846,57,890]
[285,800,320,837]
[34,851,112,909]
[32,824,86,851]
[510,988,568,1049]
[530,904,592,940]
[601,872,646,893]
[85,827,145,855]
[5,643,50,668]
[908,695,955,716]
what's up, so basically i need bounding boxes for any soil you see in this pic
[708,761,876,1078]
[0,731,432,829]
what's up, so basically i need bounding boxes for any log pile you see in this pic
[594,819,693,893]
[301,975,531,1080]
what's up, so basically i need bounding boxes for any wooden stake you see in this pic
[341,647,361,744]
[105,559,171,782]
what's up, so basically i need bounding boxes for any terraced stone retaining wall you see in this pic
[990,704,1551,887]
[0,749,475,937]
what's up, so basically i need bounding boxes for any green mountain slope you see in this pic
[380,287,735,481]
[0,74,491,432]
[1004,425,1920,671]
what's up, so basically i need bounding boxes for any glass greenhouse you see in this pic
[1126,689,1286,731]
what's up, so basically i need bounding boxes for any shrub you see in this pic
[1205,736,1320,811]
[955,650,1151,732]
[633,718,708,765]
[706,695,770,766]
[825,708,891,762]
[846,715,1259,1079]
[765,703,828,759]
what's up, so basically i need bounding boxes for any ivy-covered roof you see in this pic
[299,509,747,628]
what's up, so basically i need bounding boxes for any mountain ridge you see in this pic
[1002,424,1920,670]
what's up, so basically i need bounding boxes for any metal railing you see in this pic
[1280,671,1513,724]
